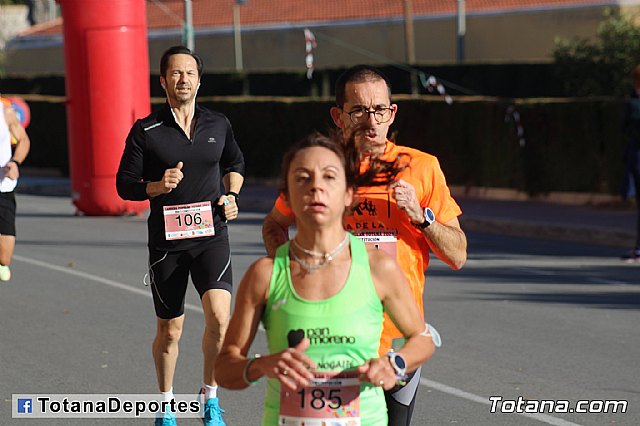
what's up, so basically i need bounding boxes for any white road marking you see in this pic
[512,267,557,276]
[13,254,204,314]
[587,277,630,286]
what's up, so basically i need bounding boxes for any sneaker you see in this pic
[200,391,226,426]
[154,411,177,426]
[621,249,640,263]
[0,265,11,281]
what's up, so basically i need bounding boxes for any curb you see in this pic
[450,186,625,206]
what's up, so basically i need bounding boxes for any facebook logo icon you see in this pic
[17,398,32,414]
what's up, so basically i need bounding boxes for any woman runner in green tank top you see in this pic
[215,132,436,425]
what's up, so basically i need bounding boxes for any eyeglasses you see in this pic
[344,106,394,124]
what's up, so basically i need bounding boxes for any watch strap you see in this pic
[226,191,239,206]
[416,218,430,229]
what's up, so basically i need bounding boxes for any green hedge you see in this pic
[19,95,628,196]
[390,97,627,195]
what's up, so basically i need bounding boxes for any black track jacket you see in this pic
[116,103,245,251]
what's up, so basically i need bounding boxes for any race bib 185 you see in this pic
[279,372,361,426]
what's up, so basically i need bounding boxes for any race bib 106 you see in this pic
[163,201,215,240]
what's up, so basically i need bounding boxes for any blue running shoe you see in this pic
[154,411,177,426]
[202,397,226,426]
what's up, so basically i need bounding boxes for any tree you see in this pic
[553,8,640,97]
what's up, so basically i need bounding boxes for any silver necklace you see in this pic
[290,234,350,273]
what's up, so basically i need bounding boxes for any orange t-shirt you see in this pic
[275,140,462,354]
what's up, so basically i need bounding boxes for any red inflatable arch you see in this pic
[58,0,150,215]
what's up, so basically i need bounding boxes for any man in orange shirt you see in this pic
[262,65,467,425]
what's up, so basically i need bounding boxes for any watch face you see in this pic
[425,208,435,223]
[394,354,406,370]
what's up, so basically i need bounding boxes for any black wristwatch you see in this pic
[414,207,435,229]
[226,191,239,206]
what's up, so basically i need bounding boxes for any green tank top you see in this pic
[261,234,386,426]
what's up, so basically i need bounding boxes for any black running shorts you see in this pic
[385,367,421,426]
[0,191,17,236]
[148,240,233,319]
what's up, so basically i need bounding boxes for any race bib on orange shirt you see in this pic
[347,190,399,260]
[279,371,361,426]
[163,201,215,240]
[353,230,397,259]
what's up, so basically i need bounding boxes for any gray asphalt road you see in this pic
[1,195,638,425]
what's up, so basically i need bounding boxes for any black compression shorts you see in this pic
[385,366,421,426]
[0,191,17,236]
[148,240,233,319]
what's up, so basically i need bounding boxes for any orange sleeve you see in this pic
[415,155,462,224]
[274,193,295,219]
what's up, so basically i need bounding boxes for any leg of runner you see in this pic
[0,191,17,281]
[200,290,231,426]
[192,243,233,426]
[153,316,185,392]
[152,316,184,426]
[148,249,191,425]
[0,235,15,280]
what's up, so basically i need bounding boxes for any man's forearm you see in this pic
[223,172,244,194]
[262,214,289,257]
[145,181,167,199]
[423,221,467,270]
[8,117,30,163]
[11,141,29,164]
[116,172,149,201]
